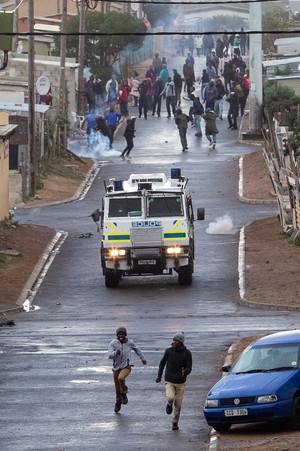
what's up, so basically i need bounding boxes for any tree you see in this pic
[262,7,289,53]
[264,81,300,116]
[143,4,175,28]
[53,11,146,82]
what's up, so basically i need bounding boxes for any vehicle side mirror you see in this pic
[222,365,231,373]
[91,209,101,222]
[197,207,205,221]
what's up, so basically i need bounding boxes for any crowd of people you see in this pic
[81,36,250,154]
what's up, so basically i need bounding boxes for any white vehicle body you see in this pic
[92,169,205,287]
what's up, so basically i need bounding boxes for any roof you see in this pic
[0,123,18,137]
[262,56,300,67]
[274,37,300,45]
[0,102,50,114]
[34,23,60,32]
[11,56,79,69]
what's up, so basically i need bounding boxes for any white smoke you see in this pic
[206,214,234,235]
[68,130,121,159]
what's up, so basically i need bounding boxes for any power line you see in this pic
[0,30,296,37]
[86,0,277,4]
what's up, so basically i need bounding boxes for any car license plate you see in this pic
[224,409,248,417]
[138,259,156,265]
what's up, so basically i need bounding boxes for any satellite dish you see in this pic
[36,76,50,95]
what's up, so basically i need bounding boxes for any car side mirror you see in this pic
[222,365,231,373]
[91,209,101,222]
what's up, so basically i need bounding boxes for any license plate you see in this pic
[224,408,248,417]
[138,259,156,265]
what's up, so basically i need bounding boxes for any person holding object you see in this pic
[156,332,192,430]
[108,326,147,413]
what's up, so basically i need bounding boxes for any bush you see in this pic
[264,81,300,115]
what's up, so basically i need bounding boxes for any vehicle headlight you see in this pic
[109,249,126,257]
[166,246,183,255]
[257,394,278,404]
[205,399,219,408]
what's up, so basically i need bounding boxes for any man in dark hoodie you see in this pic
[156,332,192,430]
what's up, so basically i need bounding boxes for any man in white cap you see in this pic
[156,332,192,430]
[108,326,147,412]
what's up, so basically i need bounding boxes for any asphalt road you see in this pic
[2,56,300,451]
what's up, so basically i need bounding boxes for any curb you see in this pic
[0,231,68,315]
[208,343,238,449]
[15,160,100,209]
[1,161,100,315]
[237,157,299,311]
[238,157,276,205]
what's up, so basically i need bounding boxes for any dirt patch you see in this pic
[0,222,56,308]
[23,156,95,206]
[243,149,275,201]
[0,156,94,310]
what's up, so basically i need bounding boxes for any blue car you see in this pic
[203,330,300,432]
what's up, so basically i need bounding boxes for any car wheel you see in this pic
[105,271,120,288]
[211,423,231,432]
[178,259,193,286]
[291,395,300,429]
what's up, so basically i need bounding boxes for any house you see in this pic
[0,112,18,220]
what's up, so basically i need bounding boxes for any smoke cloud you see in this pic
[68,131,121,159]
[206,214,234,235]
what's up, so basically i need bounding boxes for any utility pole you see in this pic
[248,1,263,133]
[28,0,36,197]
[59,0,67,114]
[77,0,86,115]
[13,0,20,52]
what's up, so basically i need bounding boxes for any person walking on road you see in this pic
[108,326,147,412]
[226,88,239,130]
[160,76,176,118]
[103,107,122,147]
[173,68,183,107]
[156,332,192,431]
[202,107,219,149]
[175,108,190,152]
[120,116,136,158]
[189,93,204,137]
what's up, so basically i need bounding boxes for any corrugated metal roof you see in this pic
[0,103,49,114]
[0,124,18,137]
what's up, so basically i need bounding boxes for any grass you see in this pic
[0,253,21,272]
[39,157,84,182]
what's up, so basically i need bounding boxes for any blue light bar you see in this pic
[114,180,123,191]
[171,168,181,179]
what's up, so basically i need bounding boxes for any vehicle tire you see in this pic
[178,262,193,286]
[291,395,300,429]
[211,423,231,432]
[105,271,120,288]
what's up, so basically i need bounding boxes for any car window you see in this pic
[232,344,299,373]
[147,195,183,217]
[108,198,142,218]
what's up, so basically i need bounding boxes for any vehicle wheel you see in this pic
[211,423,231,433]
[291,395,300,429]
[105,272,120,288]
[178,263,193,286]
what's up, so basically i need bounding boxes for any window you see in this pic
[108,198,142,217]
[147,195,183,217]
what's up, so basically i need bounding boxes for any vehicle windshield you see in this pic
[231,344,300,374]
[108,197,142,218]
[147,195,183,217]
